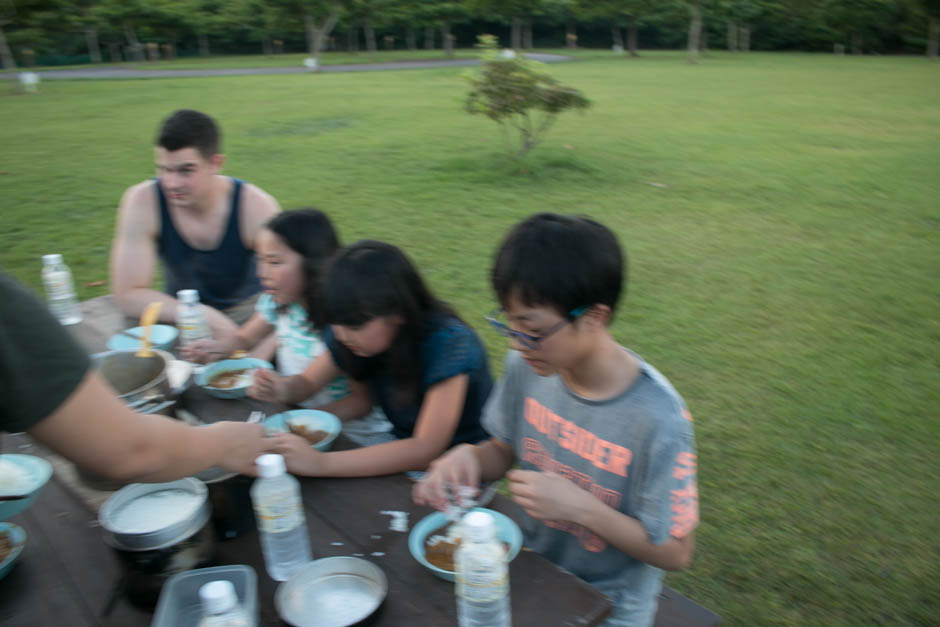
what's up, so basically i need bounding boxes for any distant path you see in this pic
[2,53,570,80]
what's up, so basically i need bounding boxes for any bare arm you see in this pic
[315,378,373,421]
[249,350,342,405]
[577,500,695,570]
[506,469,695,571]
[239,183,281,251]
[28,371,271,482]
[275,374,471,478]
[109,183,181,322]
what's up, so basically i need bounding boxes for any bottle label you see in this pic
[254,498,304,534]
[456,551,508,603]
[44,271,75,299]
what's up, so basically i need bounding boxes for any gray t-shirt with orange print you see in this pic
[482,349,699,627]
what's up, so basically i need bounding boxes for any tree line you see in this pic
[1,0,938,69]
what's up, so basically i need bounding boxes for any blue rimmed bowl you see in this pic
[0,454,53,521]
[107,325,179,352]
[408,507,523,582]
[196,358,272,399]
[263,409,341,451]
[0,522,27,580]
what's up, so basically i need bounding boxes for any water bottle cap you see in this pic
[177,289,200,304]
[43,254,62,265]
[199,579,237,615]
[256,453,286,478]
[462,511,496,541]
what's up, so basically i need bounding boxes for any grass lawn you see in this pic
[1,51,938,625]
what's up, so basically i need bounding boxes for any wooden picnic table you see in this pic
[0,295,719,627]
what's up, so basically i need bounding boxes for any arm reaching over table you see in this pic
[29,372,271,481]
[0,272,273,482]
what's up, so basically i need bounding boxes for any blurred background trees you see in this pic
[0,0,937,67]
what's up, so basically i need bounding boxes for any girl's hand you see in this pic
[249,368,286,403]
[412,444,482,512]
[269,433,324,476]
[180,338,228,364]
[506,469,594,523]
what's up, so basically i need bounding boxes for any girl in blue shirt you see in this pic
[251,240,492,477]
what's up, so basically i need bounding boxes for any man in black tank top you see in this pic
[110,110,281,340]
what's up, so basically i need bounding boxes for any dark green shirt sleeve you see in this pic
[0,272,90,433]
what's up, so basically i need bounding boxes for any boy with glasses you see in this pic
[414,213,698,626]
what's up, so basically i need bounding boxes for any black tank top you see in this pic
[155,178,261,310]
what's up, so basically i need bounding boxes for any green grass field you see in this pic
[1,51,938,625]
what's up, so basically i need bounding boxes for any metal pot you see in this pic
[91,349,177,416]
[98,478,217,610]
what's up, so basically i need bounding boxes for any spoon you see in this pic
[136,301,162,358]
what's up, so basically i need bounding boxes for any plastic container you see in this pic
[152,565,258,627]
[250,454,311,581]
[456,511,512,627]
[41,253,82,325]
[177,289,210,345]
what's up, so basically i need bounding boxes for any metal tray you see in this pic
[275,556,387,627]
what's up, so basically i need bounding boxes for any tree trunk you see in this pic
[424,26,434,50]
[850,31,862,55]
[511,17,522,50]
[262,35,273,56]
[123,22,144,62]
[85,26,102,63]
[739,25,750,52]
[928,16,939,59]
[198,32,210,57]
[0,24,16,70]
[611,24,624,50]
[701,20,708,52]
[304,9,341,65]
[565,20,577,49]
[364,19,376,53]
[523,18,533,49]
[347,28,358,51]
[108,42,122,62]
[727,19,737,51]
[442,21,454,58]
[687,0,702,64]
[627,16,638,56]
[406,26,416,51]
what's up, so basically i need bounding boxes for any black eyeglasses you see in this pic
[485,306,588,350]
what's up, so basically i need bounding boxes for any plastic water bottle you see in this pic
[456,511,511,627]
[41,254,82,325]
[250,454,312,581]
[177,289,210,344]
[197,580,253,627]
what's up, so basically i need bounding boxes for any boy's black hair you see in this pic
[264,208,340,327]
[155,109,220,159]
[492,213,625,318]
[322,240,457,404]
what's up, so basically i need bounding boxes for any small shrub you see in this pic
[464,34,590,160]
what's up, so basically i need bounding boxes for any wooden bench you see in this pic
[655,584,721,626]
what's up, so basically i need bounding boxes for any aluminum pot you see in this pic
[91,349,177,416]
[98,478,217,610]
